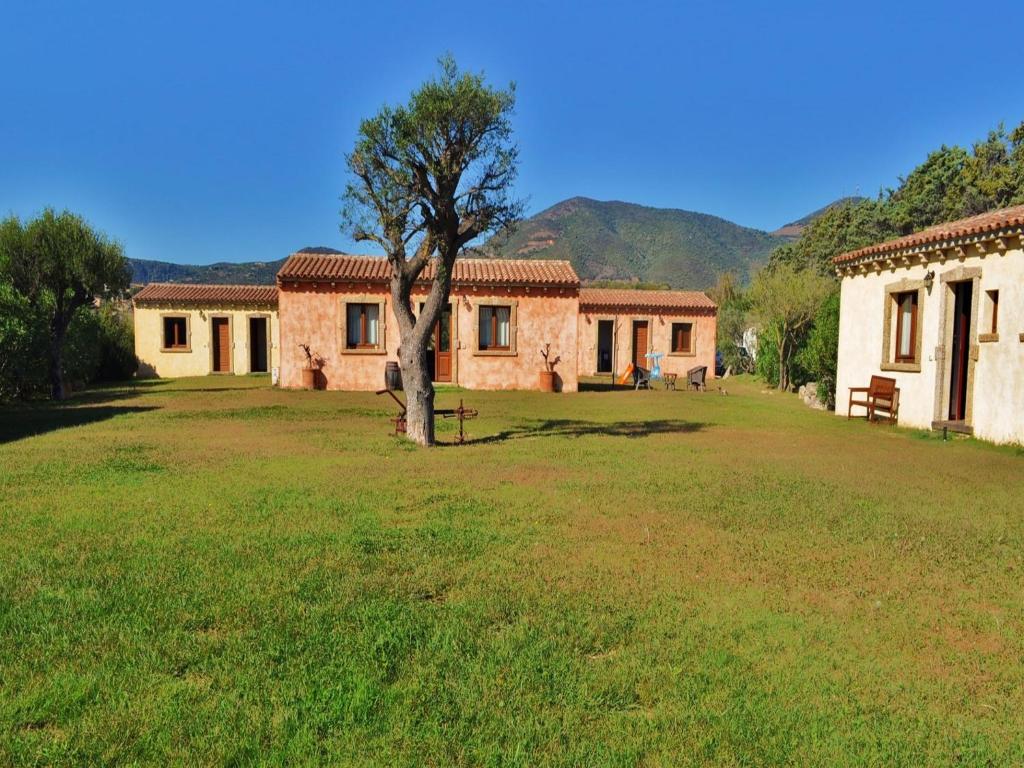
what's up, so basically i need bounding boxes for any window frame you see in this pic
[340,296,387,355]
[473,300,518,357]
[980,289,1000,343]
[669,321,695,356]
[880,280,925,373]
[893,291,918,363]
[160,313,191,352]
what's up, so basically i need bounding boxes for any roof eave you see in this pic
[834,225,1024,275]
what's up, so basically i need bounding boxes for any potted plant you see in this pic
[539,344,560,392]
[298,343,323,390]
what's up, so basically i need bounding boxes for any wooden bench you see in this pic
[847,375,900,425]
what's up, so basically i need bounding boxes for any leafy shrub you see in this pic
[797,291,841,409]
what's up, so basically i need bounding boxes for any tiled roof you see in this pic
[133,283,278,305]
[834,204,1024,265]
[579,288,716,313]
[277,252,579,287]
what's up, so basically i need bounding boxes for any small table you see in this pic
[663,373,678,391]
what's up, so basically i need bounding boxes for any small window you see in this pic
[478,305,510,350]
[987,290,999,334]
[671,322,693,354]
[162,316,188,350]
[346,303,380,349]
[894,291,918,363]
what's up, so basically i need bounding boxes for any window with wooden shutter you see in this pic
[671,322,693,354]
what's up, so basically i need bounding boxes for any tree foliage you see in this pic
[341,56,523,445]
[772,119,1024,276]
[709,272,752,373]
[796,290,841,408]
[747,264,832,391]
[0,209,131,400]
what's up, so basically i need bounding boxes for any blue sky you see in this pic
[3,0,1023,265]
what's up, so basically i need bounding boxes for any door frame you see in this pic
[934,268,981,426]
[593,316,616,375]
[418,299,458,384]
[631,318,651,367]
[246,313,272,374]
[209,314,234,374]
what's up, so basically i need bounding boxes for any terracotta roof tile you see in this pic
[579,288,716,313]
[133,283,278,305]
[277,252,579,287]
[835,204,1024,265]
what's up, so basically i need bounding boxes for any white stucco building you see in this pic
[834,205,1024,445]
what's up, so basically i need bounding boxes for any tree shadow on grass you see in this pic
[453,418,708,445]
[0,405,159,444]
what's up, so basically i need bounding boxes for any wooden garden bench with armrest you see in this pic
[847,375,900,424]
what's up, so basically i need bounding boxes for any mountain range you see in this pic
[128,198,852,289]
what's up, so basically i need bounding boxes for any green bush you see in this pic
[0,293,136,401]
[0,283,49,399]
[797,291,841,409]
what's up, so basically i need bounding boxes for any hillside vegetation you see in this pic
[486,197,787,289]
[128,258,285,286]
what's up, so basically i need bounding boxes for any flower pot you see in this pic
[539,370,556,393]
[301,367,316,390]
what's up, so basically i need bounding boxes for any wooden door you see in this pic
[597,320,614,373]
[948,282,972,421]
[212,317,231,373]
[434,307,452,382]
[249,317,268,373]
[632,320,648,366]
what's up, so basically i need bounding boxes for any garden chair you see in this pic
[687,365,707,391]
[633,366,652,390]
[847,375,900,425]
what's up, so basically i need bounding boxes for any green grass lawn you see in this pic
[1,376,1022,766]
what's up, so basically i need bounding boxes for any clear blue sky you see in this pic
[3,0,1022,265]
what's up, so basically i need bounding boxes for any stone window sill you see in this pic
[473,349,517,357]
[341,347,386,355]
[667,351,696,357]
[880,361,921,373]
[978,333,999,343]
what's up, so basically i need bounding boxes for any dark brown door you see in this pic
[249,317,268,373]
[212,317,231,373]
[948,282,972,421]
[434,307,452,382]
[597,319,614,373]
[632,320,648,366]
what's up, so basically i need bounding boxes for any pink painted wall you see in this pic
[278,283,579,392]
[576,308,717,381]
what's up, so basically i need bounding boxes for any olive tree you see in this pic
[0,209,129,400]
[342,57,523,446]
[747,263,833,392]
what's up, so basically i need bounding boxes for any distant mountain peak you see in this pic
[488,196,786,289]
[771,196,867,238]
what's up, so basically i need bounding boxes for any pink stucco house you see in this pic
[276,251,581,391]
[577,288,718,381]
[270,249,718,392]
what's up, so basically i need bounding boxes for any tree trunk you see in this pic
[400,341,435,446]
[777,334,788,391]
[48,328,66,400]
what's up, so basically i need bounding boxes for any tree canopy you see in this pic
[341,56,523,445]
[0,209,130,399]
[770,119,1024,276]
